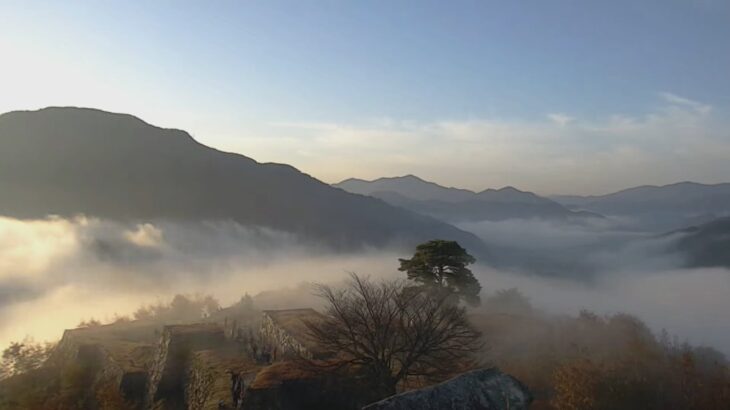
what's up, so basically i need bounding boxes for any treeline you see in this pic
[478,289,730,409]
[74,293,225,327]
[0,338,54,381]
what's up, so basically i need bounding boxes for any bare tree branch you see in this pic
[304,273,483,397]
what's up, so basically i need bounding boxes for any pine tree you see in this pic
[398,240,481,306]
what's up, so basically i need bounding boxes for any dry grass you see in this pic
[249,360,322,389]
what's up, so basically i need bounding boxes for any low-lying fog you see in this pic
[1,216,728,356]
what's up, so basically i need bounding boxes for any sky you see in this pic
[1,0,729,195]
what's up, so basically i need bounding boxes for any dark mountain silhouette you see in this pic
[335,176,598,223]
[669,217,730,268]
[0,107,485,252]
[552,182,730,231]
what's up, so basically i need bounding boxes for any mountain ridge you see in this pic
[334,175,598,222]
[550,181,730,231]
[334,175,476,203]
[0,107,486,253]
[552,181,730,205]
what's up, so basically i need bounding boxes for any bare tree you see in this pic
[304,273,483,397]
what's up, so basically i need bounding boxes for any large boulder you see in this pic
[362,368,532,410]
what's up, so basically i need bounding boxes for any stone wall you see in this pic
[185,350,259,410]
[47,328,89,365]
[147,324,226,409]
[259,314,312,361]
[48,328,154,409]
[93,350,149,407]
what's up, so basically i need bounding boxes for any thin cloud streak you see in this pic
[547,113,574,126]
[660,92,713,114]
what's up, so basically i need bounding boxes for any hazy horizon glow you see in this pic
[2,0,730,195]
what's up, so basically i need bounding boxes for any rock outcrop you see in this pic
[362,368,532,410]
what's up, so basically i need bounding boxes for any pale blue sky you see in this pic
[1,0,729,194]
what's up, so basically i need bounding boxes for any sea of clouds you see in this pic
[0,215,728,356]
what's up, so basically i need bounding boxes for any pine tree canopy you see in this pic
[398,239,481,306]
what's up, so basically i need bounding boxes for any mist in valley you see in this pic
[1,215,728,357]
[3,2,730,407]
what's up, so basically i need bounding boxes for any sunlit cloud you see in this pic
[0,216,401,347]
[233,94,729,195]
[1,216,728,356]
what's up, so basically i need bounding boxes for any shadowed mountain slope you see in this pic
[669,217,730,268]
[0,107,485,252]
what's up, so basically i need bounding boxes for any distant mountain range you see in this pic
[0,107,485,253]
[334,175,598,223]
[552,182,730,231]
